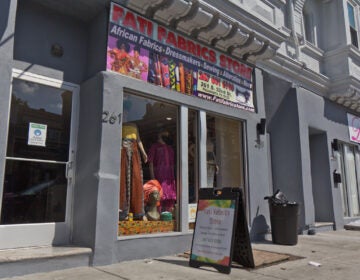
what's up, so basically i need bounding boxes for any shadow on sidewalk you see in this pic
[173,249,303,271]
[154,258,190,268]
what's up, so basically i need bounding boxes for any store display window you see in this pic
[118,93,178,236]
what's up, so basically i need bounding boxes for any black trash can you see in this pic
[268,201,299,245]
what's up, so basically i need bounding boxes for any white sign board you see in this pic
[191,199,235,267]
[28,122,47,147]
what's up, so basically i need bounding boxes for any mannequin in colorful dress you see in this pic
[119,122,148,221]
[148,130,176,213]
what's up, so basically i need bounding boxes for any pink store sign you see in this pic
[348,113,360,144]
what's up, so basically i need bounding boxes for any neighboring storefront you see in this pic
[263,73,360,234]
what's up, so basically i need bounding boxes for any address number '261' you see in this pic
[102,111,121,125]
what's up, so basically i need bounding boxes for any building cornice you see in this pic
[257,52,330,95]
[124,0,288,64]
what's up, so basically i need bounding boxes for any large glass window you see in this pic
[303,9,315,44]
[118,93,178,236]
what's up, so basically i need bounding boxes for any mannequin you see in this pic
[148,130,176,212]
[207,138,219,188]
[143,179,163,221]
[119,122,148,221]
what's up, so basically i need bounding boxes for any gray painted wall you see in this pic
[297,87,350,229]
[72,74,103,251]
[93,72,123,265]
[13,1,88,83]
[247,69,273,241]
[268,87,306,229]
[309,132,334,222]
[85,9,107,80]
[13,0,107,84]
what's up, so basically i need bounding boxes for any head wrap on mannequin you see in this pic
[143,179,163,206]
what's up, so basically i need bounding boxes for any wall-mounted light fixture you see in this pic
[257,118,266,135]
[330,139,339,160]
[255,118,266,147]
[51,43,64,58]
[331,139,339,151]
[333,169,341,185]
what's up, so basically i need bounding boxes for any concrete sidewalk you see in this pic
[2,229,360,280]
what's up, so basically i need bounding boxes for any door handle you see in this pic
[66,161,73,179]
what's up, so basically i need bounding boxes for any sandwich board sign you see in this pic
[189,188,254,274]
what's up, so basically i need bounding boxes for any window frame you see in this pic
[303,8,315,45]
[348,2,359,48]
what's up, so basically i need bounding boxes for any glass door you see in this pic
[0,71,78,248]
[337,143,360,217]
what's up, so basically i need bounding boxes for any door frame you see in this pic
[0,69,79,249]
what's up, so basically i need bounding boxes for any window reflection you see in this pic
[1,160,67,224]
[7,79,72,162]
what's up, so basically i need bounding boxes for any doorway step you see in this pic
[314,222,334,233]
[344,219,360,230]
[0,246,92,278]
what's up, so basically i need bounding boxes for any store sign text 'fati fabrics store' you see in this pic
[106,2,255,112]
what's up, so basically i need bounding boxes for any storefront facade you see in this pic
[2,0,360,269]
[0,0,280,266]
